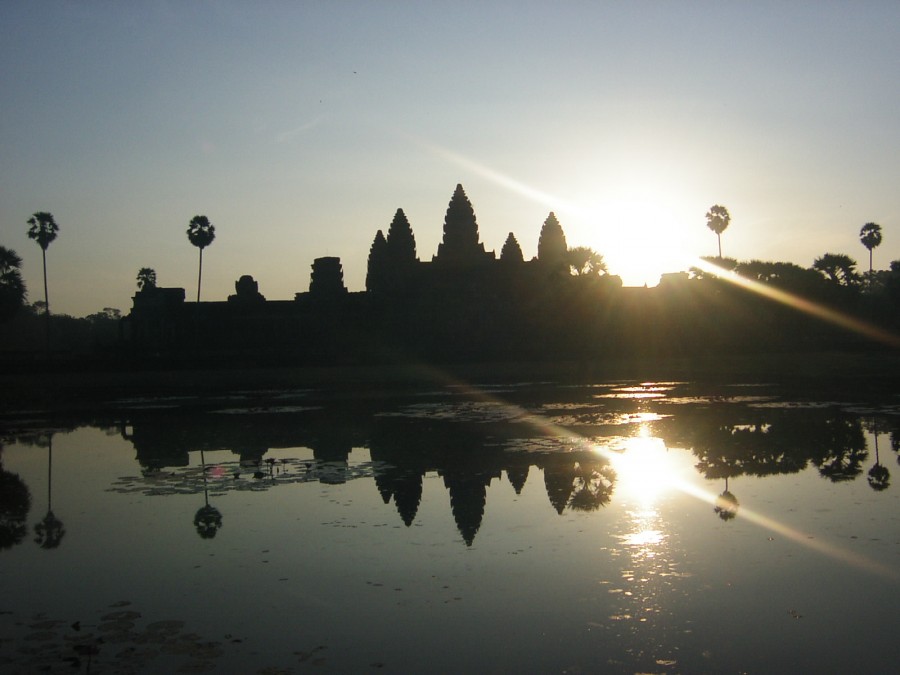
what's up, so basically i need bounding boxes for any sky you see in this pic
[2,1,899,318]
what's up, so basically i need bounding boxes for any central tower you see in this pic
[433,184,492,264]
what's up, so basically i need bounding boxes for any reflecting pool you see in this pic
[2,381,899,673]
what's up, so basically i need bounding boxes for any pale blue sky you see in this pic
[3,1,899,317]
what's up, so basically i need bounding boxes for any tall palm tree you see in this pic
[705,205,730,258]
[186,215,215,302]
[26,212,59,351]
[859,222,883,273]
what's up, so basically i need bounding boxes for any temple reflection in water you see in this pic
[90,381,897,547]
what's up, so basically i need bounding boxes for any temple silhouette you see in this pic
[123,184,896,364]
[124,184,626,363]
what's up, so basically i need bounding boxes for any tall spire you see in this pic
[434,184,488,263]
[366,230,388,292]
[537,212,568,268]
[500,232,524,263]
[386,208,417,265]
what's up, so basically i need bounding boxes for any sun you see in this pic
[562,188,704,287]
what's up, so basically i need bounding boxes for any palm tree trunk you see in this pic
[42,248,50,353]
[869,249,873,274]
[197,247,203,303]
[717,234,722,259]
[47,436,53,511]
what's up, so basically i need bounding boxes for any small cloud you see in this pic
[276,118,322,143]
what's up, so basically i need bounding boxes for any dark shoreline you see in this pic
[2,350,899,416]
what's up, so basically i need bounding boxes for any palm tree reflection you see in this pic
[33,434,65,549]
[866,418,890,492]
[567,460,615,512]
[713,477,740,521]
[194,450,223,539]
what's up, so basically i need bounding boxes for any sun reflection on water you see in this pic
[620,525,665,548]
[597,427,685,643]
[605,427,683,508]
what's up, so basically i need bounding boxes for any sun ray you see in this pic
[692,257,900,348]
[409,135,579,214]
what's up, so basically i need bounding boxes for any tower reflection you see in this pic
[104,385,892,548]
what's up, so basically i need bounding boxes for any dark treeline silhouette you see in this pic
[0,303,122,362]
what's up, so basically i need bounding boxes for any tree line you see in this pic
[0,212,217,357]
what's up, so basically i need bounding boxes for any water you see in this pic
[2,381,899,673]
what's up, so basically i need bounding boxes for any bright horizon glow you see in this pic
[567,193,702,287]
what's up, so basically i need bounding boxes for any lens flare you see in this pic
[691,257,900,348]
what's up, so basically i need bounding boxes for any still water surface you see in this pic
[2,381,899,673]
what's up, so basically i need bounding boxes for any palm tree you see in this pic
[26,212,59,350]
[0,246,27,322]
[136,267,157,291]
[186,215,215,302]
[705,205,730,258]
[859,222,883,273]
[812,253,858,286]
[567,246,607,276]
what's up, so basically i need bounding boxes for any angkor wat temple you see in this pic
[124,184,885,365]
